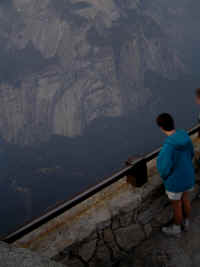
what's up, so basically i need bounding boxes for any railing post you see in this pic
[125,157,148,187]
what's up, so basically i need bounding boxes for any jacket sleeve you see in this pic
[157,144,174,180]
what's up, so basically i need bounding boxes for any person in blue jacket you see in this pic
[156,113,195,236]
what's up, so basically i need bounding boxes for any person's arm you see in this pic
[157,144,174,180]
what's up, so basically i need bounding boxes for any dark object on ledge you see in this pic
[126,156,148,187]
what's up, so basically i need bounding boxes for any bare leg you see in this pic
[171,200,183,225]
[182,191,191,219]
[162,199,182,235]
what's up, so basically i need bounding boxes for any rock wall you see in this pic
[0,0,195,145]
[12,136,200,266]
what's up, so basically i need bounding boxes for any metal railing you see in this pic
[3,124,200,243]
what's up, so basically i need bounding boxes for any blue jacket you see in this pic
[157,130,195,193]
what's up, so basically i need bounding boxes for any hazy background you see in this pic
[0,0,200,236]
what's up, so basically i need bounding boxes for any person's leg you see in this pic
[171,199,183,225]
[166,192,183,224]
[182,191,191,219]
[162,192,182,236]
[181,191,191,231]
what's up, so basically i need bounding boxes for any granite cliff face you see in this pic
[0,0,197,144]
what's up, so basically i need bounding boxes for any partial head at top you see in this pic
[156,113,175,136]
[195,88,200,105]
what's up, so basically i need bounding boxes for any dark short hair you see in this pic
[156,113,175,131]
[196,88,200,98]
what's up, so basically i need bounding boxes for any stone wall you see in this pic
[13,136,200,267]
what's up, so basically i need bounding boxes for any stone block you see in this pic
[137,209,153,224]
[119,211,133,227]
[96,219,111,231]
[103,228,114,243]
[103,228,125,259]
[78,240,97,262]
[137,196,168,224]
[61,257,84,267]
[144,224,152,238]
[112,216,121,230]
[108,191,142,216]
[115,224,145,251]
[89,241,111,267]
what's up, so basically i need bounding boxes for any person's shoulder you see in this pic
[175,129,190,138]
[176,129,187,134]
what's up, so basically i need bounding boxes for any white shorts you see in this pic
[166,188,194,200]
